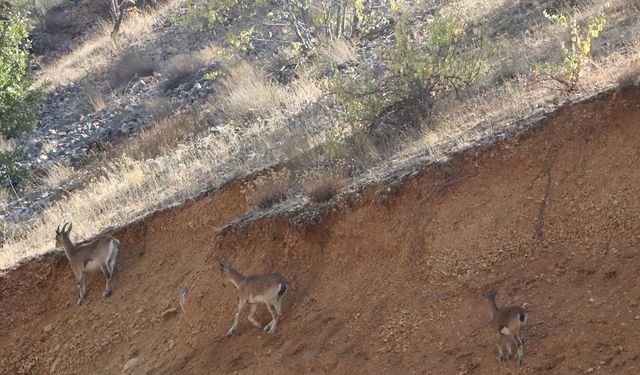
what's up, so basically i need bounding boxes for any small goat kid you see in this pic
[482,290,528,366]
[55,223,120,306]
[218,258,288,335]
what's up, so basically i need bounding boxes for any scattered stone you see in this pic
[161,307,178,321]
[43,323,53,333]
[122,357,139,373]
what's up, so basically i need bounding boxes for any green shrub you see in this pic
[0,11,43,138]
[332,11,491,127]
[0,148,26,188]
[534,10,606,92]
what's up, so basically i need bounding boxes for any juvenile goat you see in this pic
[482,289,528,366]
[55,222,120,306]
[218,258,288,335]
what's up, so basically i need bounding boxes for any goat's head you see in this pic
[55,222,72,248]
[217,257,234,287]
[482,289,497,301]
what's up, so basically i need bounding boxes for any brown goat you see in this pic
[218,258,288,335]
[482,289,528,366]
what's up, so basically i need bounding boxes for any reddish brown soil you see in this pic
[2,87,640,375]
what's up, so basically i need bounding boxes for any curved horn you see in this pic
[62,222,70,233]
[66,222,73,233]
[56,225,61,234]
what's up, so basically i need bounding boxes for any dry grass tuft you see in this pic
[41,163,74,188]
[220,62,321,123]
[616,64,640,89]
[312,38,357,75]
[245,171,291,210]
[109,49,157,88]
[106,113,198,161]
[303,173,342,204]
[163,53,204,90]
[84,87,107,112]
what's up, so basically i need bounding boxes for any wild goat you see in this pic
[55,222,120,306]
[482,289,528,366]
[218,258,288,335]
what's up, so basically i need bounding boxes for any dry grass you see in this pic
[104,113,198,161]
[312,37,357,75]
[3,0,640,270]
[244,171,291,210]
[109,49,157,88]
[41,163,74,188]
[219,62,321,123]
[303,172,343,204]
[39,7,168,87]
[84,86,107,112]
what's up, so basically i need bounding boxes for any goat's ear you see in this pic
[227,257,234,267]
[217,261,225,271]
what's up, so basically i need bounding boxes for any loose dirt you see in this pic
[1,87,640,374]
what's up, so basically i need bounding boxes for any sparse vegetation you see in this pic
[534,10,606,92]
[303,173,342,204]
[0,146,26,189]
[332,10,492,128]
[245,172,291,210]
[109,48,157,88]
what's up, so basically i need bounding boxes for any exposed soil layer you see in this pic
[2,86,640,374]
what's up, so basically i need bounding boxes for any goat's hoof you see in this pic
[263,323,272,332]
[252,322,262,329]
[103,290,113,298]
[517,358,524,366]
[76,298,85,306]
[267,327,276,334]
[226,327,235,336]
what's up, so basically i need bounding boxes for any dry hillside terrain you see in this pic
[1,85,639,374]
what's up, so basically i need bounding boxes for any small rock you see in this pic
[43,323,53,333]
[50,356,62,373]
[161,307,178,321]
[122,357,139,373]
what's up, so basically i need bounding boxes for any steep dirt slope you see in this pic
[2,86,640,374]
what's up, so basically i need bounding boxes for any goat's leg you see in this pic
[496,332,505,362]
[274,298,283,318]
[248,304,262,329]
[76,273,86,306]
[263,302,278,334]
[99,264,113,298]
[227,299,246,336]
[513,334,524,366]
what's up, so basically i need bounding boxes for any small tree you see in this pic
[534,10,606,92]
[0,11,42,138]
[332,11,491,127]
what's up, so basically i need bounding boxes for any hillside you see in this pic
[1,0,640,373]
[1,85,640,374]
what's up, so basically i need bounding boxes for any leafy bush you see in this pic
[179,0,399,54]
[332,11,491,127]
[0,11,43,138]
[0,148,26,188]
[534,10,606,92]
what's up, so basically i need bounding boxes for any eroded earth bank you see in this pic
[2,86,640,374]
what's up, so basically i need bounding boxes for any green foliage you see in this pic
[0,148,26,188]
[535,10,606,91]
[0,11,43,138]
[178,0,399,54]
[332,11,491,126]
